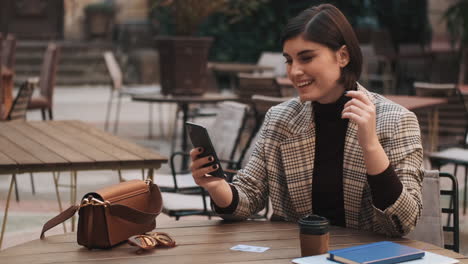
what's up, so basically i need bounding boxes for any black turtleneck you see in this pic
[312,95,349,226]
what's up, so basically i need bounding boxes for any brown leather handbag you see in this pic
[40,179,163,249]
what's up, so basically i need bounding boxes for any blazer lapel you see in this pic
[280,101,315,217]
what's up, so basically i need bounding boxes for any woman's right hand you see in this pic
[190,147,226,191]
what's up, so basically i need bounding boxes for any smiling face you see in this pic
[283,36,349,103]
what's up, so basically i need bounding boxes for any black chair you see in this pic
[406,170,459,252]
[157,101,249,220]
[7,80,35,121]
[440,172,460,252]
[6,80,35,201]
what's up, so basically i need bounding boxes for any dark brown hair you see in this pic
[281,4,362,91]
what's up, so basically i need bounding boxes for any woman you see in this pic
[190,4,423,237]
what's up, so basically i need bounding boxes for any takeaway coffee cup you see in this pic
[298,214,329,257]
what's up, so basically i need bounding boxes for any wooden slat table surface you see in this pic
[0,220,466,264]
[0,120,167,174]
[0,120,168,249]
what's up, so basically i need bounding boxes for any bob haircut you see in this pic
[281,4,362,91]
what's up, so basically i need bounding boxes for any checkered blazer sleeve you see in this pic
[215,111,273,220]
[373,110,424,236]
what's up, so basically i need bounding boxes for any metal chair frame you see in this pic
[439,172,460,252]
[161,102,250,220]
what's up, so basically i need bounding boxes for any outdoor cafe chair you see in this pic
[236,73,282,105]
[1,33,16,70]
[412,82,468,215]
[360,44,395,94]
[103,51,161,136]
[406,170,459,252]
[257,51,286,77]
[27,43,60,120]
[6,80,35,201]
[157,101,249,220]
[413,82,468,148]
[7,80,35,121]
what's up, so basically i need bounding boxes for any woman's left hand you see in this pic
[341,91,379,152]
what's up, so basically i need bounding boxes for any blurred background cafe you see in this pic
[1,0,468,255]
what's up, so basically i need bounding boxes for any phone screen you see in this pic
[186,122,226,179]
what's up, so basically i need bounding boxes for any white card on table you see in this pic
[230,244,270,253]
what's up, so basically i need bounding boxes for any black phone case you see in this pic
[186,122,226,179]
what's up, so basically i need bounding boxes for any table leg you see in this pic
[229,74,236,91]
[180,103,190,170]
[426,109,434,152]
[0,175,16,249]
[147,168,154,182]
[148,103,154,139]
[70,171,77,232]
[430,108,440,152]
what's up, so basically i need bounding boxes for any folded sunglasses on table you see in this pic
[128,232,177,253]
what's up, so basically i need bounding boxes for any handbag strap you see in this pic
[40,184,162,239]
[40,205,79,239]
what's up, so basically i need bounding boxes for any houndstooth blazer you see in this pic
[222,84,424,237]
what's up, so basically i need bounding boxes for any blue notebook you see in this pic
[327,241,425,264]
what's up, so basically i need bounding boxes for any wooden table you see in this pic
[386,95,448,152]
[0,120,168,248]
[0,220,466,264]
[132,93,239,169]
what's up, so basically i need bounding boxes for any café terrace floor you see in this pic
[0,86,466,255]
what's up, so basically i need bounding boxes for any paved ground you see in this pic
[0,86,467,255]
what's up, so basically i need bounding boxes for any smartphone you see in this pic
[185,122,226,179]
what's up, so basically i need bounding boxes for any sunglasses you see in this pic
[128,232,176,254]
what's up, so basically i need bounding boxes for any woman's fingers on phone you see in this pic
[189,147,204,161]
[190,155,213,171]
[192,164,220,183]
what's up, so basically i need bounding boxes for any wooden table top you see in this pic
[249,79,449,111]
[385,95,448,111]
[132,93,239,104]
[0,120,167,174]
[0,220,466,264]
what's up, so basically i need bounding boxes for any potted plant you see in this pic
[443,0,468,83]
[84,1,117,40]
[151,0,265,95]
